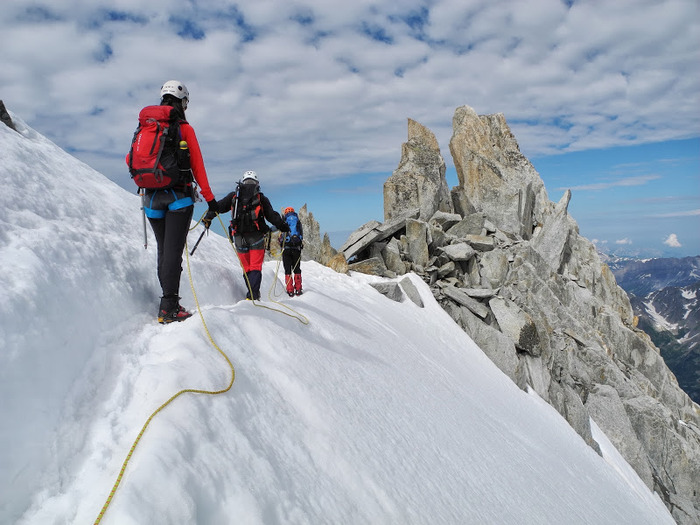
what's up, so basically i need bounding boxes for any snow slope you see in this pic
[0,115,674,524]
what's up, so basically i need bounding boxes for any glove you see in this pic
[202,209,217,228]
[207,198,219,212]
[279,223,291,233]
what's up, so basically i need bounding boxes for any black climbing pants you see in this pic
[148,205,194,299]
[282,248,302,275]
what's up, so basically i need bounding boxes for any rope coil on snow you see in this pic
[95,211,308,523]
[93,236,236,524]
[206,213,309,324]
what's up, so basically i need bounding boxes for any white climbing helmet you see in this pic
[160,80,189,109]
[242,170,258,182]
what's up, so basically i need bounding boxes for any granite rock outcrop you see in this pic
[341,105,700,524]
[0,100,17,132]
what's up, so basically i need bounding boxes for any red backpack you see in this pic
[126,105,188,189]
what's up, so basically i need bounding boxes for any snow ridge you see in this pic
[1,113,674,525]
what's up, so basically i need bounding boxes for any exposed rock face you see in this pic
[344,107,700,524]
[326,251,349,274]
[294,204,342,270]
[0,101,17,132]
[384,118,453,222]
[449,106,549,239]
[369,277,425,307]
[296,204,321,262]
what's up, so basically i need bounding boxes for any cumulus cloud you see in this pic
[1,0,698,197]
[615,238,633,245]
[663,234,682,248]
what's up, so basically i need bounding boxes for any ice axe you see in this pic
[140,189,148,249]
[189,225,208,256]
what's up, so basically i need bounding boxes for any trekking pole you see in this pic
[140,189,148,249]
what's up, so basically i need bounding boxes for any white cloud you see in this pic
[1,0,698,196]
[663,233,682,248]
[615,238,633,245]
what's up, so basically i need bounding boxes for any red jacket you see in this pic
[178,122,214,202]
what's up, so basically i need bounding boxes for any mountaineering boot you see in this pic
[285,274,294,297]
[294,274,303,296]
[159,305,193,323]
[158,295,192,324]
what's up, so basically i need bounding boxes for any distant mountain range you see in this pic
[607,255,700,403]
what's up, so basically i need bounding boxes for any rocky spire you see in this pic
[449,105,549,239]
[295,204,345,271]
[383,118,453,222]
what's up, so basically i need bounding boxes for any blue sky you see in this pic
[533,138,699,258]
[1,0,698,256]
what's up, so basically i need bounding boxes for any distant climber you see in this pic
[205,171,288,300]
[279,207,304,296]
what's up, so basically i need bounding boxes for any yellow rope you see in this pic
[269,241,302,300]
[93,234,235,525]
[95,210,306,521]
[252,232,308,323]
[199,212,309,325]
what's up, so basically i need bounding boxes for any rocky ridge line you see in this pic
[335,106,700,524]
